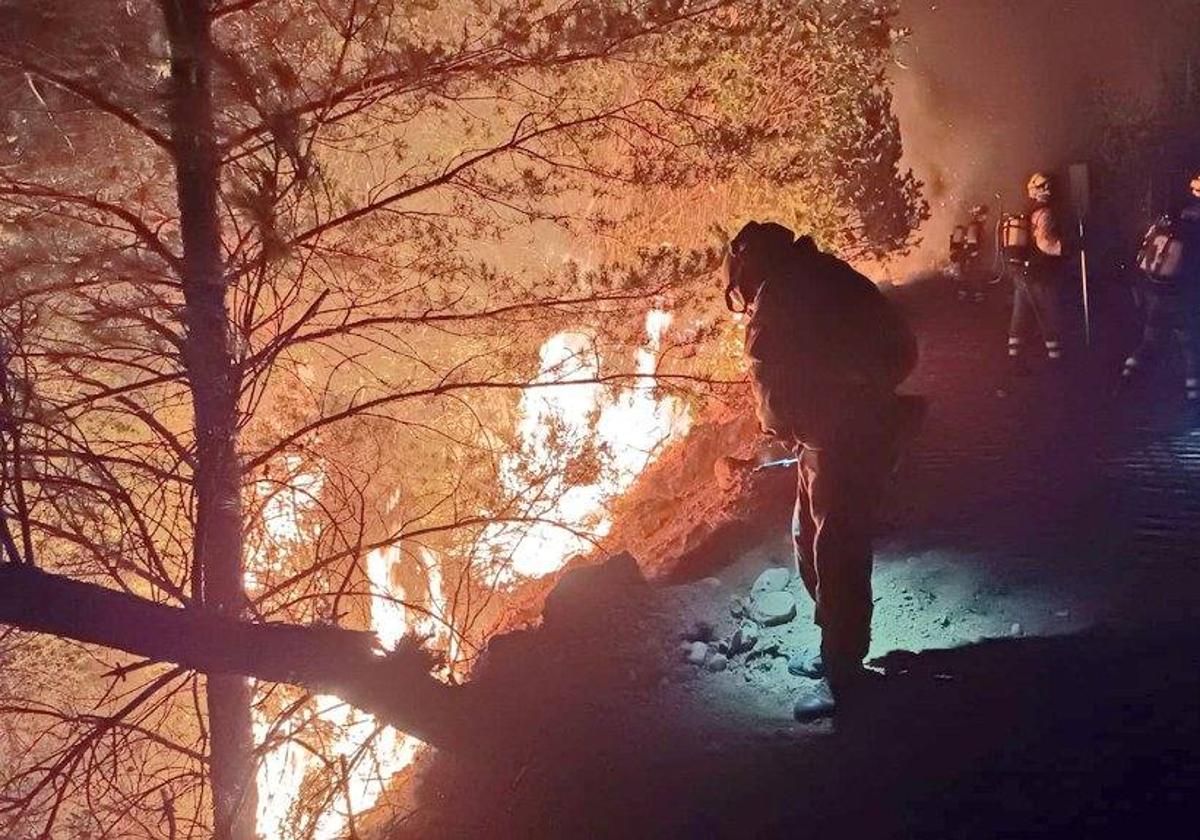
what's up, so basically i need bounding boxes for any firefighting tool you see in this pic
[754,457,799,473]
[1069,162,1093,346]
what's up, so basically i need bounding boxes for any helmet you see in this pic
[1189,170,1200,198]
[725,221,796,312]
[1027,172,1053,202]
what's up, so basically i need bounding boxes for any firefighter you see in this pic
[1001,172,1068,385]
[1116,170,1200,409]
[725,221,924,720]
[950,205,990,303]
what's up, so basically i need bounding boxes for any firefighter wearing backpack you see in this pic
[950,205,990,304]
[1001,172,1068,379]
[725,221,925,721]
[1117,171,1200,407]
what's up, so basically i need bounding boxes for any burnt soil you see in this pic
[389,276,1200,839]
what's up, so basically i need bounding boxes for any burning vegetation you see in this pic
[0,1,924,837]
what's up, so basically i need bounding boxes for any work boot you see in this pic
[996,358,1031,398]
[787,649,825,678]
[792,678,836,722]
[792,667,883,722]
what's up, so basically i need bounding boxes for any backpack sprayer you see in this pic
[997,210,1032,269]
[1137,214,1186,283]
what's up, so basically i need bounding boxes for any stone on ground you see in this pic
[730,621,760,655]
[685,641,709,665]
[751,591,797,627]
[707,653,729,672]
[729,595,750,619]
[751,567,792,597]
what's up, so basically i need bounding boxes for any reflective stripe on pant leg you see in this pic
[1188,378,1200,401]
[1045,339,1062,360]
[1008,336,1023,358]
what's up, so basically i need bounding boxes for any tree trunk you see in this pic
[160,3,254,837]
[0,564,468,748]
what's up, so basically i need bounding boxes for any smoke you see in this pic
[887,0,1199,277]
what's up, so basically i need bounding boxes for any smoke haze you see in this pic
[888,0,1200,277]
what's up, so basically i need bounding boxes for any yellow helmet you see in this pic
[1189,170,1200,198]
[1027,172,1053,202]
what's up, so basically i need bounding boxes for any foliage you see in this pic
[0,0,923,835]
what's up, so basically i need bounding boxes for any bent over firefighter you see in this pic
[725,221,926,720]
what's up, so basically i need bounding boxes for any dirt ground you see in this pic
[387,276,1200,839]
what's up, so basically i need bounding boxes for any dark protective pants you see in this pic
[955,255,989,299]
[1123,287,1200,400]
[1008,266,1063,362]
[790,413,895,671]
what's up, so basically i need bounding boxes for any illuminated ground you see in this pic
[390,277,1200,839]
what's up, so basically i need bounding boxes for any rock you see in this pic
[729,596,750,619]
[751,591,797,627]
[730,621,760,655]
[707,653,729,672]
[1010,622,1022,636]
[542,551,645,627]
[685,641,709,665]
[746,641,781,662]
[682,621,715,643]
[751,567,792,596]
[701,577,722,589]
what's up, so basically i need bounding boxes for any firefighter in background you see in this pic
[1117,170,1200,407]
[725,221,924,721]
[1002,172,1068,378]
[950,204,990,303]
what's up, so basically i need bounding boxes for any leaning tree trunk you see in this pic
[0,564,467,748]
[161,3,255,838]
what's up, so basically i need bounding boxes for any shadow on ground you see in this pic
[397,566,1200,839]
[390,276,1200,839]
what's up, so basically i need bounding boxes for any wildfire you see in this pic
[481,309,690,578]
[250,467,424,840]
[247,309,687,837]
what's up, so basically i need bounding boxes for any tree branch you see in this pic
[0,564,467,749]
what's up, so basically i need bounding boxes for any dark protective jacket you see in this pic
[1177,202,1200,290]
[743,237,917,448]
